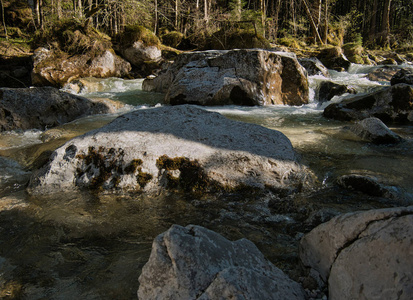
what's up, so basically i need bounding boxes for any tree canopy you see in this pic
[1,0,412,50]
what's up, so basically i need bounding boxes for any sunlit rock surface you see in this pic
[143,49,309,106]
[300,206,413,300]
[0,87,121,132]
[31,47,131,87]
[138,224,306,300]
[28,105,313,195]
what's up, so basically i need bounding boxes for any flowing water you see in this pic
[1,64,413,299]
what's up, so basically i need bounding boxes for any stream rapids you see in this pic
[0,64,412,299]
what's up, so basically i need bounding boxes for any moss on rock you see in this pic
[206,28,270,50]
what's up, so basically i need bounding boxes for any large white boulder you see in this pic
[300,206,413,300]
[143,49,309,106]
[138,224,306,299]
[28,105,313,195]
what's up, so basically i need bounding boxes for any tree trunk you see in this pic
[0,0,7,39]
[154,0,158,34]
[57,0,62,18]
[175,0,179,30]
[301,0,323,44]
[369,0,378,41]
[381,0,391,46]
[323,0,328,44]
[271,0,281,40]
[204,0,208,23]
[260,0,266,37]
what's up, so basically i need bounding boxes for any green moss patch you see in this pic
[32,19,111,57]
[114,25,160,48]
[156,155,215,193]
[206,28,270,50]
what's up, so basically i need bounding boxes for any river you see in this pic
[0,64,412,299]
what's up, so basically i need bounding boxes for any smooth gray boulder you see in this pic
[349,117,402,144]
[323,83,413,123]
[143,49,309,106]
[0,87,121,132]
[138,224,306,300]
[28,105,312,195]
[121,40,162,66]
[300,206,413,300]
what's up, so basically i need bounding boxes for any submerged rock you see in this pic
[367,66,399,82]
[31,47,131,87]
[337,174,400,199]
[323,84,413,123]
[300,206,413,300]
[27,105,313,195]
[138,224,306,300]
[391,68,413,86]
[143,49,309,106]
[298,57,330,77]
[316,81,356,102]
[349,117,402,144]
[0,87,119,132]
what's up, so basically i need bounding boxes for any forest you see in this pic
[1,0,412,52]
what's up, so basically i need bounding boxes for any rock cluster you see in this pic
[143,49,309,106]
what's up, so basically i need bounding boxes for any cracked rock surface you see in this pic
[299,206,413,300]
[138,224,306,300]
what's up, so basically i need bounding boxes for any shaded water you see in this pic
[1,65,413,299]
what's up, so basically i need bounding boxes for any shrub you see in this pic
[206,28,270,50]
[115,25,160,48]
[161,31,184,48]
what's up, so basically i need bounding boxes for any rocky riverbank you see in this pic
[1,32,413,299]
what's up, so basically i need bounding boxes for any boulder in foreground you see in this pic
[143,49,309,106]
[138,224,305,300]
[300,206,413,300]
[28,105,313,195]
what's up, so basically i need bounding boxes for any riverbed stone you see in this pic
[337,174,399,199]
[299,206,413,300]
[367,66,399,82]
[0,87,119,132]
[390,68,413,86]
[349,117,402,144]
[143,49,309,106]
[27,105,313,195]
[317,47,351,71]
[298,57,330,77]
[323,83,413,123]
[316,81,356,102]
[138,224,306,300]
[31,47,131,87]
